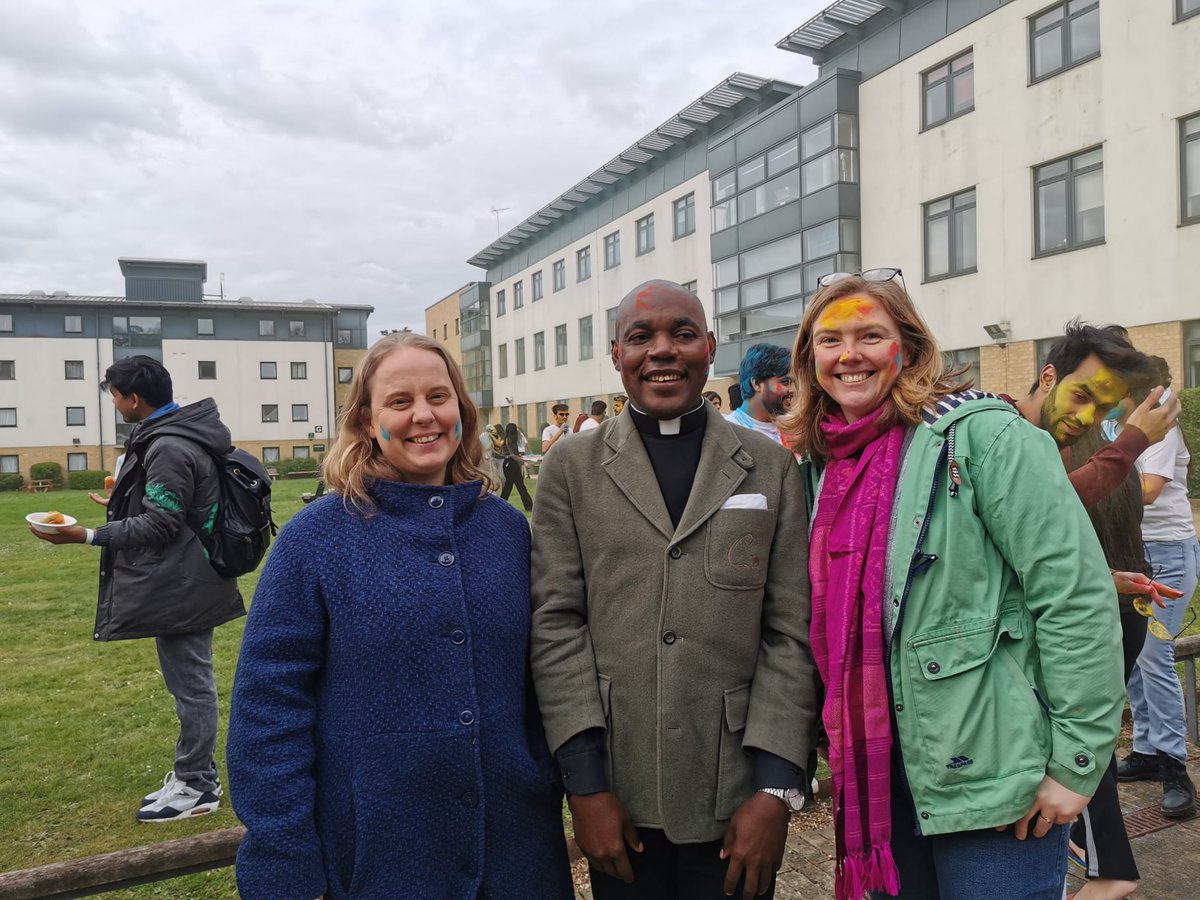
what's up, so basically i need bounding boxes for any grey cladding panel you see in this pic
[819,49,861,83]
[711,227,740,262]
[612,189,630,217]
[664,154,686,188]
[735,103,801,163]
[836,75,861,112]
[799,79,839,130]
[644,166,665,197]
[740,204,802,249]
[948,0,1001,33]
[596,198,614,221]
[858,23,902,80]
[900,0,949,59]
[708,140,736,177]
[684,143,707,176]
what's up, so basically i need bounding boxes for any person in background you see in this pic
[542,403,572,453]
[784,274,1123,900]
[578,399,608,432]
[500,421,534,511]
[227,331,571,900]
[725,344,794,446]
[727,383,742,414]
[613,394,628,417]
[702,390,722,412]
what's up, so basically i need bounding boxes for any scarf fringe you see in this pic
[836,843,901,900]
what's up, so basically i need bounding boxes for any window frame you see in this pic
[1,454,19,473]
[336,328,352,346]
[513,280,524,309]
[495,289,506,317]
[262,446,281,464]
[498,342,508,379]
[259,320,275,337]
[290,361,307,380]
[197,317,214,336]
[532,270,544,301]
[552,259,566,291]
[291,403,309,423]
[555,323,568,366]
[0,360,13,380]
[293,446,311,459]
[260,361,278,380]
[1029,0,1101,85]
[923,187,978,282]
[515,337,526,375]
[66,406,86,426]
[1033,145,1105,257]
[604,231,621,269]
[261,404,279,423]
[288,320,306,338]
[64,315,82,334]
[534,331,546,370]
[64,359,84,380]
[635,213,655,256]
[0,314,12,332]
[579,315,594,361]
[198,360,217,380]
[1181,112,1200,226]
[67,452,88,472]
[337,366,353,383]
[921,48,975,130]
[673,193,696,239]
[576,247,591,282]
[1179,0,1200,22]
[0,408,15,427]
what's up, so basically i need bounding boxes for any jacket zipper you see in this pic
[884,438,948,834]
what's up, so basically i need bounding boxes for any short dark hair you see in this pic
[101,355,173,408]
[552,403,569,415]
[702,391,722,405]
[1033,320,1159,397]
[591,400,608,416]
[728,383,743,410]
[738,343,791,399]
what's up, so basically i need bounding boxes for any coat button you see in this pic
[895,703,904,712]
[1075,754,1089,767]
[459,709,475,726]
[663,631,676,645]
[450,629,466,645]
[921,812,930,820]
[429,495,444,508]
[912,517,922,527]
[669,546,682,559]
[438,551,455,566]
[926,661,940,675]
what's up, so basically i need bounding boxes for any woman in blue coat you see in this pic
[227,332,573,900]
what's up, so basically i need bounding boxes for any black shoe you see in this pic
[1117,750,1160,782]
[1158,751,1197,819]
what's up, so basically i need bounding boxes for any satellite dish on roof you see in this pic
[302,298,318,305]
[238,296,254,303]
[52,290,69,298]
[28,290,46,297]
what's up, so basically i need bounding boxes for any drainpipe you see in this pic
[95,310,105,473]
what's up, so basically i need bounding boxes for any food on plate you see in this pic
[43,511,66,525]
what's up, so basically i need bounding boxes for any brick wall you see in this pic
[979,340,1038,397]
[1127,322,1184,387]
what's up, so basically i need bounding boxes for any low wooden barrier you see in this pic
[1178,633,1200,745]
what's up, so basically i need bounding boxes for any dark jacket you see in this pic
[92,398,244,641]
[227,480,573,900]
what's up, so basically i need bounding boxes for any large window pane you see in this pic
[738,156,766,189]
[926,215,951,278]
[744,298,805,337]
[767,139,798,176]
[712,199,736,231]
[742,279,769,308]
[1037,180,1069,253]
[952,69,974,114]
[955,205,978,271]
[713,171,736,202]
[715,287,739,314]
[925,84,948,128]
[714,257,739,288]
[1070,7,1100,62]
[740,233,803,280]
[1033,27,1063,80]
[1073,169,1104,243]
[801,120,833,159]
[770,267,806,300]
[1186,137,1200,220]
[803,221,839,261]
[716,314,741,344]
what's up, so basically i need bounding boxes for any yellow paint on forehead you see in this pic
[818,296,876,329]
[1066,364,1128,406]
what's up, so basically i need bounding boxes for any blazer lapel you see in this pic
[672,406,751,545]
[602,413,674,540]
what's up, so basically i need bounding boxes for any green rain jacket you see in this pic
[806,396,1124,836]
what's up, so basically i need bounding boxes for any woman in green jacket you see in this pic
[783,272,1124,900]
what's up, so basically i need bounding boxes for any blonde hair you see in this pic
[780,276,970,461]
[323,332,494,512]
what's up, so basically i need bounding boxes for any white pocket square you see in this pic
[721,493,768,511]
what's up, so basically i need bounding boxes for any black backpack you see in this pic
[198,446,278,579]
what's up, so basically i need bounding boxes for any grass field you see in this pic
[0,480,1196,897]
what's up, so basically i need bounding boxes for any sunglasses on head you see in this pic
[816,267,905,291]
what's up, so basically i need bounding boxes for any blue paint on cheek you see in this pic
[894,349,903,372]
[453,419,461,441]
[379,425,391,442]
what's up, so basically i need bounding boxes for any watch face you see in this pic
[785,787,805,812]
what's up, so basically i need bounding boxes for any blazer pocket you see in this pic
[714,683,754,820]
[704,509,777,591]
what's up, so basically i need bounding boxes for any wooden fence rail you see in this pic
[1177,633,1200,745]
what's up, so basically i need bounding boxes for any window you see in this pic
[712,170,737,231]
[0,408,15,426]
[64,360,85,379]
[262,405,279,423]
[289,321,305,338]
[291,362,307,379]
[442,324,448,340]
[532,270,544,301]
[554,324,568,366]
[513,280,524,309]
[0,360,12,380]
[606,306,619,349]
[337,366,353,383]
[66,406,85,426]
[943,348,982,391]
[293,446,311,459]
[455,317,459,334]
[67,453,88,472]
[198,360,217,379]
[515,337,526,375]
[1034,147,1104,255]
[1030,0,1100,83]
[64,315,82,333]
[260,361,277,379]
[336,329,352,345]
[1180,0,1200,21]
[262,447,281,464]
[197,318,214,335]
[673,193,696,238]
[0,315,11,332]
[1182,113,1200,225]
[0,455,17,472]
[800,115,858,195]
[259,320,275,336]
[924,188,978,280]
[576,247,591,281]
[579,316,594,361]
[739,156,766,190]
[682,280,698,294]
[292,404,309,422]
[923,49,975,129]
[534,331,546,370]
[553,259,566,291]
[604,231,621,269]
[635,214,655,255]
[496,289,506,317]
[738,170,800,222]
[768,138,799,176]
[498,343,508,379]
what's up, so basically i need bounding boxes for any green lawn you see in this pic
[0,480,1195,897]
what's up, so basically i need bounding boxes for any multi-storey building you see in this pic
[442,0,1199,435]
[0,258,372,480]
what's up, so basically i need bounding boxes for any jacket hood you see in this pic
[129,398,231,455]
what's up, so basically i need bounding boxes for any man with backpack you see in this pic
[30,355,247,822]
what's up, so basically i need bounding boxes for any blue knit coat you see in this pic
[227,480,573,900]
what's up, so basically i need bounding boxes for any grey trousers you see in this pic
[155,629,220,792]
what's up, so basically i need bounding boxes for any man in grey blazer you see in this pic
[530,280,817,900]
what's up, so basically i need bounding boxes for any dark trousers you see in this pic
[589,828,775,900]
[499,458,533,511]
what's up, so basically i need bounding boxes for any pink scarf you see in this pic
[809,406,906,900]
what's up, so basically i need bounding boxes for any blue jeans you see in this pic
[1127,538,1200,764]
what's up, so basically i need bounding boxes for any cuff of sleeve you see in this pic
[751,748,805,790]
[1047,751,1101,797]
[555,729,609,795]
[92,525,111,546]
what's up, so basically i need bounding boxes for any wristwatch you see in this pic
[759,787,805,813]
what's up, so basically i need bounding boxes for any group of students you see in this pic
[224,273,1195,900]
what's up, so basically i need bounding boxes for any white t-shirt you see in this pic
[725,406,783,445]
[1136,426,1196,542]
[578,417,600,432]
[542,423,569,449]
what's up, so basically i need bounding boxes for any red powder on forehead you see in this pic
[634,286,658,310]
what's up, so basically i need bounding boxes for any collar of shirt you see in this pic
[629,400,707,436]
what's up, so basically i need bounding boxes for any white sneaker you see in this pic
[136,777,222,823]
[141,771,182,808]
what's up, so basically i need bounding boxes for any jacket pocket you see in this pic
[714,683,754,820]
[704,509,777,591]
[907,612,1048,788]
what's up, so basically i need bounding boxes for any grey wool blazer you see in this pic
[529,403,818,843]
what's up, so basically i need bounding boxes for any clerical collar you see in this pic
[629,400,707,436]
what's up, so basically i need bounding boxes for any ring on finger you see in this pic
[1038,815,1054,825]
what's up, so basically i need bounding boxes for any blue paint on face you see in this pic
[453,419,461,441]
[379,424,391,442]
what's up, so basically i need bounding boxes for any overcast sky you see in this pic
[0,1,821,334]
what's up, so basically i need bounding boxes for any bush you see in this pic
[67,470,109,491]
[0,473,24,492]
[30,461,63,487]
[275,457,320,475]
[1179,387,1200,499]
